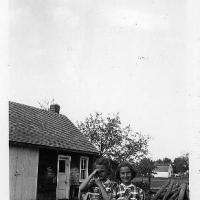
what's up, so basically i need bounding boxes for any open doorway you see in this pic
[37,149,57,200]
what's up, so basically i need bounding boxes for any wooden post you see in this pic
[177,183,187,200]
[186,184,189,200]
[168,187,181,200]
[170,187,179,196]
[162,180,174,200]
[151,180,170,200]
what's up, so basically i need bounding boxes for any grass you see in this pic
[133,176,189,189]
[132,177,189,200]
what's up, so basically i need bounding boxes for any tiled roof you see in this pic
[155,165,171,172]
[9,101,99,155]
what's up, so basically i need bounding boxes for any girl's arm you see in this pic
[79,169,99,191]
[78,169,99,199]
[94,178,110,200]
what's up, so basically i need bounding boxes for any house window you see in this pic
[80,157,89,181]
[59,160,66,173]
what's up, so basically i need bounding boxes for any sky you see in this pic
[9,0,190,160]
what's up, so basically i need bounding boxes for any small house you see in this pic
[9,101,99,200]
[153,163,173,178]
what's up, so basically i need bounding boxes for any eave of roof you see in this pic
[9,141,99,155]
[9,101,99,155]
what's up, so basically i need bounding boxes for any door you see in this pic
[56,155,71,200]
[9,146,39,200]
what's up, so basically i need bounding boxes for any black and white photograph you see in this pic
[5,0,200,199]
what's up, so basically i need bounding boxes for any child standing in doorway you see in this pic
[113,161,145,200]
[78,157,116,200]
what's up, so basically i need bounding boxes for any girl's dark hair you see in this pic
[93,157,112,174]
[115,161,137,181]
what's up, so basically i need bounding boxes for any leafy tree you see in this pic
[173,154,189,174]
[77,112,150,162]
[155,157,172,164]
[155,159,163,164]
[163,157,172,164]
[135,158,156,189]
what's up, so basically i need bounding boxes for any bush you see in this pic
[134,181,152,200]
[134,181,149,191]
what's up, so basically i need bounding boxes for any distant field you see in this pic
[133,177,189,189]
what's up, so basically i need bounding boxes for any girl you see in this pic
[113,161,145,200]
[79,157,116,200]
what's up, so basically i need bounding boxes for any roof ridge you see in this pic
[9,101,99,154]
[9,101,80,129]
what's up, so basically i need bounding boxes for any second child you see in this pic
[112,161,145,200]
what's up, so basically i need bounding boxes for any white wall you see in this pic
[154,172,169,178]
[9,145,39,200]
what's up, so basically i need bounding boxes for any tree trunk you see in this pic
[148,175,151,190]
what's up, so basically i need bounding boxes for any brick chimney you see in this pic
[50,104,60,114]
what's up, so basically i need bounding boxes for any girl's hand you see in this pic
[94,176,101,186]
[89,169,101,182]
[91,169,101,178]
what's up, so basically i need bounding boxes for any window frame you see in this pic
[79,156,89,182]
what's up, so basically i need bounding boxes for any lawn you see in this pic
[133,176,189,189]
[132,177,189,200]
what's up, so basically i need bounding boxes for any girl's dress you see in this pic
[112,182,145,200]
[81,179,117,200]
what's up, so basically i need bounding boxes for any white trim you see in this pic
[79,156,89,182]
[56,155,71,200]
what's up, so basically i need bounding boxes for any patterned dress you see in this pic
[81,179,117,200]
[112,183,145,200]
